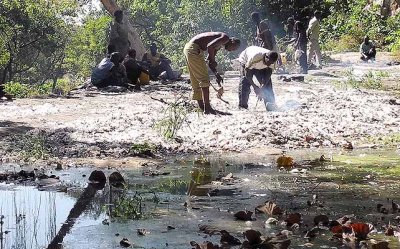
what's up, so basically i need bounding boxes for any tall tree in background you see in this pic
[100,0,145,58]
[0,0,75,85]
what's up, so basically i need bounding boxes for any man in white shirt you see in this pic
[307,11,322,69]
[238,46,279,111]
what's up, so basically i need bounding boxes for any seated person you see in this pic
[123,49,149,90]
[91,52,127,89]
[360,36,376,61]
[142,42,177,81]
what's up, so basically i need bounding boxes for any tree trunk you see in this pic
[100,0,146,59]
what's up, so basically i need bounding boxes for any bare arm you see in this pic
[206,34,229,72]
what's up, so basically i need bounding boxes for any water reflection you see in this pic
[0,184,75,249]
[47,171,106,249]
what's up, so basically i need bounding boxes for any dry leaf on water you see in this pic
[220,230,241,246]
[385,226,394,236]
[198,225,220,236]
[255,201,283,216]
[234,210,253,221]
[314,214,329,226]
[285,213,301,226]
[120,238,131,248]
[343,223,371,240]
[392,200,399,213]
[370,240,390,249]
[243,229,262,245]
[190,241,220,249]
[276,155,294,169]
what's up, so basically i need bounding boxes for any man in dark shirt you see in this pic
[360,36,376,61]
[123,49,149,90]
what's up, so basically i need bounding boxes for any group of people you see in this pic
[91,10,180,91]
[90,9,377,115]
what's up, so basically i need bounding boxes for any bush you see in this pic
[4,81,31,98]
[4,78,77,98]
[321,2,398,52]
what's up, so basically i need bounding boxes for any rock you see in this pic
[88,170,106,183]
[109,171,125,187]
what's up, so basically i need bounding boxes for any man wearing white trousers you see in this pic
[307,11,322,69]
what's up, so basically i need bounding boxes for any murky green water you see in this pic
[0,149,399,248]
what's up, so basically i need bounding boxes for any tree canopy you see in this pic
[0,0,399,93]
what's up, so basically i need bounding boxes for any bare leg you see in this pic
[200,87,216,115]
[197,100,205,111]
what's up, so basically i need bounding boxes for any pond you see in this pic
[0,149,399,248]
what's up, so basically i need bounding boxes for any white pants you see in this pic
[307,39,322,67]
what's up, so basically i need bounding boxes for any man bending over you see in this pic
[183,32,240,114]
[238,46,278,111]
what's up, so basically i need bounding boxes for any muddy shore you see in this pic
[0,52,399,166]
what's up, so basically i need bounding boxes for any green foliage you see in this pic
[155,94,191,140]
[119,0,260,70]
[4,78,78,98]
[65,15,112,79]
[4,81,30,98]
[341,68,384,90]
[321,1,400,52]
[0,0,76,85]
[112,193,144,220]
[129,142,156,157]
[10,132,50,161]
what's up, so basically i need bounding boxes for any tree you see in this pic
[100,0,146,58]
[0,0,76,85]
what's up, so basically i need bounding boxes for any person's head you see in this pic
[107,44,116,55]
[251,12,261,24]
[287,17,295,26]
[114,10,123,23]
[150,42,157,55]
[224,38,241,51]
[314,10,322,20]
[364,36,370,44]
[264,51,279,66]
[128,49,136,59]
[110,52,122,64]
[294,21,305,32]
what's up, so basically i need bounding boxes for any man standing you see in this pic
[360,36,376,61]
[109,10,130,58]
[183,32,240,114]
[307,10,322,69]
[142,42,175,81]
[294,21,308,74]
[251,12,278,52]
[238,46,279,111]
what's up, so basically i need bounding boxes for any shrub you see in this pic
[4,81,30,98]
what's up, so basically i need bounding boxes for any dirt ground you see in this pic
[0,52,399,162]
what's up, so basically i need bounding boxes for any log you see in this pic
[100,0,146,58]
